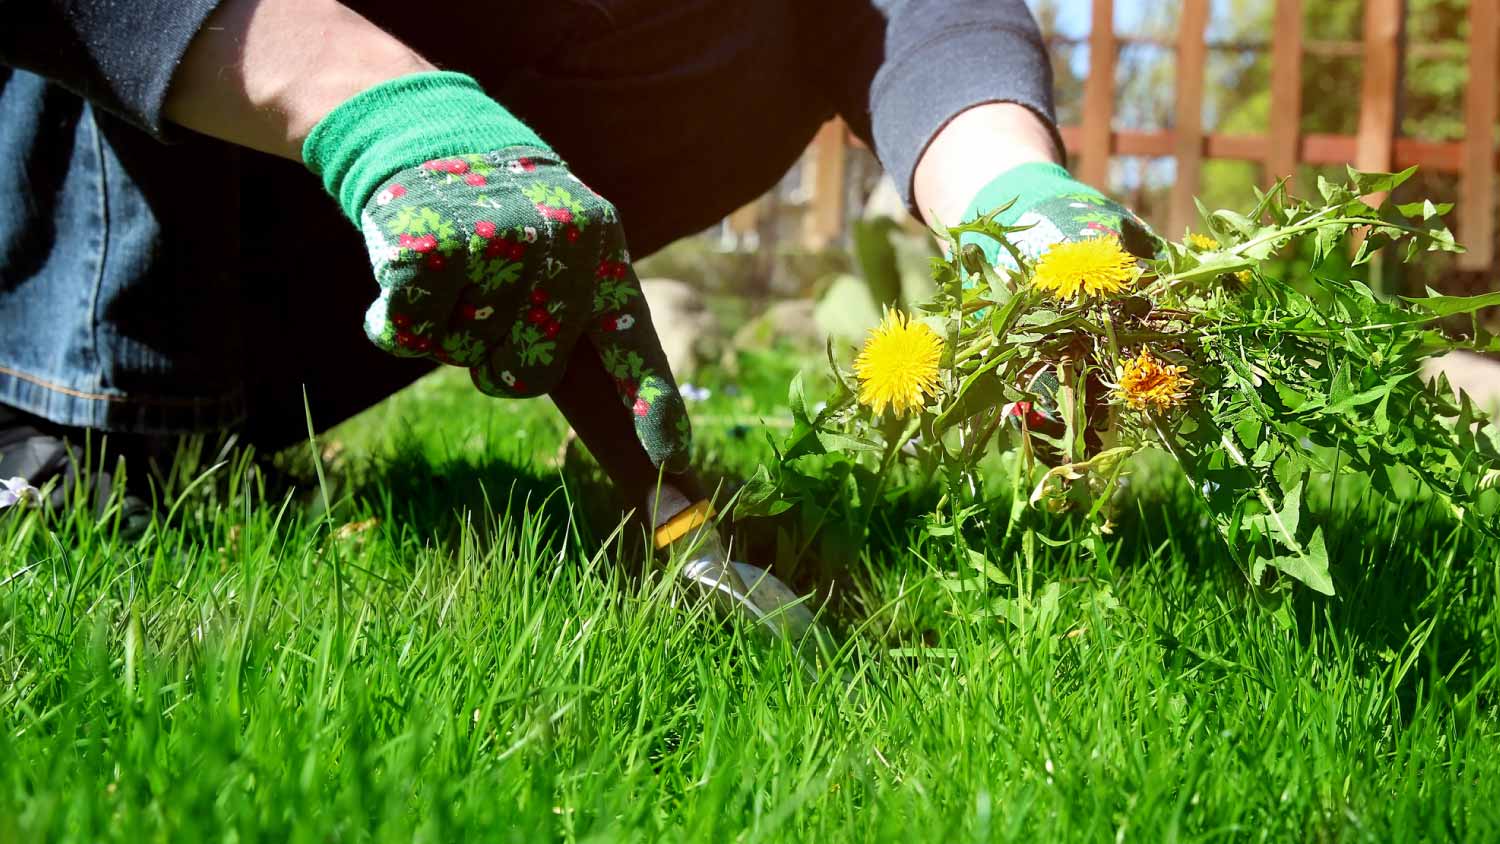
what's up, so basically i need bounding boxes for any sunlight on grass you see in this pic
[1,363,1498,841]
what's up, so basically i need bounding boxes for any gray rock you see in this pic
[1423,351,1500,416]
[640,278,720,376]
[731,299,822,355]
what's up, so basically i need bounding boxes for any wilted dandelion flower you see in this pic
[854,309,943,416]
[1117,349,1194,413]
[1031,237,1137,301]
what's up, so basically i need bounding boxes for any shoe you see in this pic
[0,404,155,535]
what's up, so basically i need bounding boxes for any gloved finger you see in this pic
[582,243,692,472]
[465,210,603,399]
[1118,211,1163,260]
[359,176,473,359]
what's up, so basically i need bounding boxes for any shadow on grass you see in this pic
[1112,476,1495,715]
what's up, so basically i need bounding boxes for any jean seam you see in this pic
[84,106,107,393]
[0,364,236,406]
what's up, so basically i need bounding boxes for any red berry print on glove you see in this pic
[475,220,496,238]
[539,205,573,224]
[543,320,561,340]
[633,399,650,418]
[426,254,446,270]
[529,289,549,305]
[377,184,408,205]
[401,234,437,254]
[465,173,486,187]
[526,306,549,325]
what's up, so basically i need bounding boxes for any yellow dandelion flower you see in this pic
[854,310,943,416]
[1234,269,1252,284]
[1117,349,1194,413]
[1031,237,1137,302]
[1187,232,1219,251]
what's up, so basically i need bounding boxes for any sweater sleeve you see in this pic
[808,0,1063,214]
[0,0,226,137]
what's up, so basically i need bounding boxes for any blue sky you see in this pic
[1028,0,1160,40]
[1024,0,1165,90]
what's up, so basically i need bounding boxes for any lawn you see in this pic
[2,352,1499,842]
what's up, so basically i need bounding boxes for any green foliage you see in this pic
[761,169,1499,594]
[4,366,1500,841]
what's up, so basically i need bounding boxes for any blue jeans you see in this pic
[0,0,861,449]
[0,70,247,434]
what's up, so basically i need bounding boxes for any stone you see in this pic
[639,278,720,376]
[1422,351,1500,416]
[731,298,822,356]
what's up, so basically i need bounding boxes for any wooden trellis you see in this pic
[764,0,1500,273]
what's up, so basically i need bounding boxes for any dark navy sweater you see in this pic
[0,0,1059,209]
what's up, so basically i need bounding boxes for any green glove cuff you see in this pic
[961,162,1103,227]
[302,71,550,222]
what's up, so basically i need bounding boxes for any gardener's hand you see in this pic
[912,104,1158,451]
[302,73,690,471]
[963,162,1156,445]
[959,164,1157,271]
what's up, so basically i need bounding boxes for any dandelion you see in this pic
[1117,349,1194,413]
[1031,237,1137,301]
[1187,233,1219,251]
[854,309,943,416]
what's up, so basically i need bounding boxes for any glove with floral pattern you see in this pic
[303,72,689,469]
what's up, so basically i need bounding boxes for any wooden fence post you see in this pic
[1080,0,1117,189]
[1460,0,1498,271]
[1355,0,1404,205]
[1169,0,1210,238]
[1267,0,1304,191]
[802,119,847,251]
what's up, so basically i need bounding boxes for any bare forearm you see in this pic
[912,103,1061,229]
[164,0,433,159]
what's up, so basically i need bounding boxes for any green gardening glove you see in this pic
[303,72,690,470]
[961,162,1160,443]
[961,162,1158,270]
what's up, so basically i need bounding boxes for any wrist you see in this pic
[270,46,434,157]
[302,71,550,221]
[166,0,436,160]
[913,102,1061,228]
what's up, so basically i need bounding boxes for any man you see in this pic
[1,0,1144,559]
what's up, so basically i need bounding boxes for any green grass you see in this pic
[3,359,1499,842]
